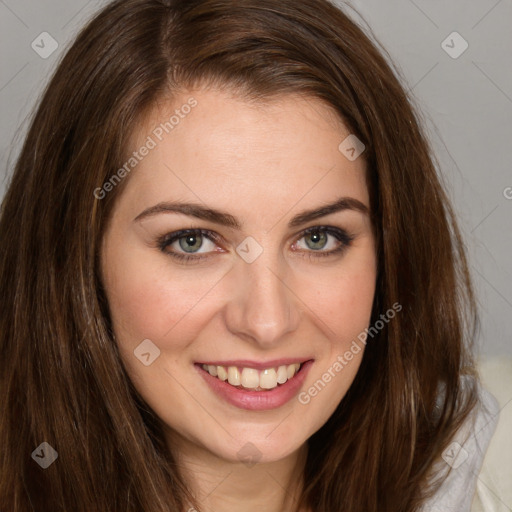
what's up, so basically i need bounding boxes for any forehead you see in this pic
[118,88,369,224]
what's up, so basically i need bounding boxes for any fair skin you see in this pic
[101,87,377,512]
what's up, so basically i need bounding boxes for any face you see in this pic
[100,87,377,465]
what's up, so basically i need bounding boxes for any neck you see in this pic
[168,431,309,512]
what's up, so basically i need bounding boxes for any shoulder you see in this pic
[470,358,512,512]
[420,375,501,512]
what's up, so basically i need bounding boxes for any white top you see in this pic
[420,377,500,512]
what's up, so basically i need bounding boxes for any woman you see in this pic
[0,0,499,510]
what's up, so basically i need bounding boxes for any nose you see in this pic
[223,249,301,348]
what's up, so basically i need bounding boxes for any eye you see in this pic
[157,229,220,262]
[296,228,339,251]
[157,226,354,263]
[292,226,354,258]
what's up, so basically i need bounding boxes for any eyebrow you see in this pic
[133,196,369,229]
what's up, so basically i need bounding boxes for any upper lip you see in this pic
[196,358,313,370]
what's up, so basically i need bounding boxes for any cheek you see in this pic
[309,250,377,346]
[297,267,375,430]
[324,272,375,319]
[102,242,225,351]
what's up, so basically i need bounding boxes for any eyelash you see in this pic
[156,226,355,264]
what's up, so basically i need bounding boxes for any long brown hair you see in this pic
[0,0,479,510]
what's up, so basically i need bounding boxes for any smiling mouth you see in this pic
[199,362,304,391]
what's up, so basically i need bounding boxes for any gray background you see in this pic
[1,0,511,357]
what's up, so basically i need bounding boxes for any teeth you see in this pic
[201,362,302,391]
[217,366,228,381]
[260,369,277,389]
[227,366,241,386]
[241,368,259,389]
[287,363,299,379]
[276,365,288,384]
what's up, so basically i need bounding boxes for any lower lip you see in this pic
[195,360,314,411]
